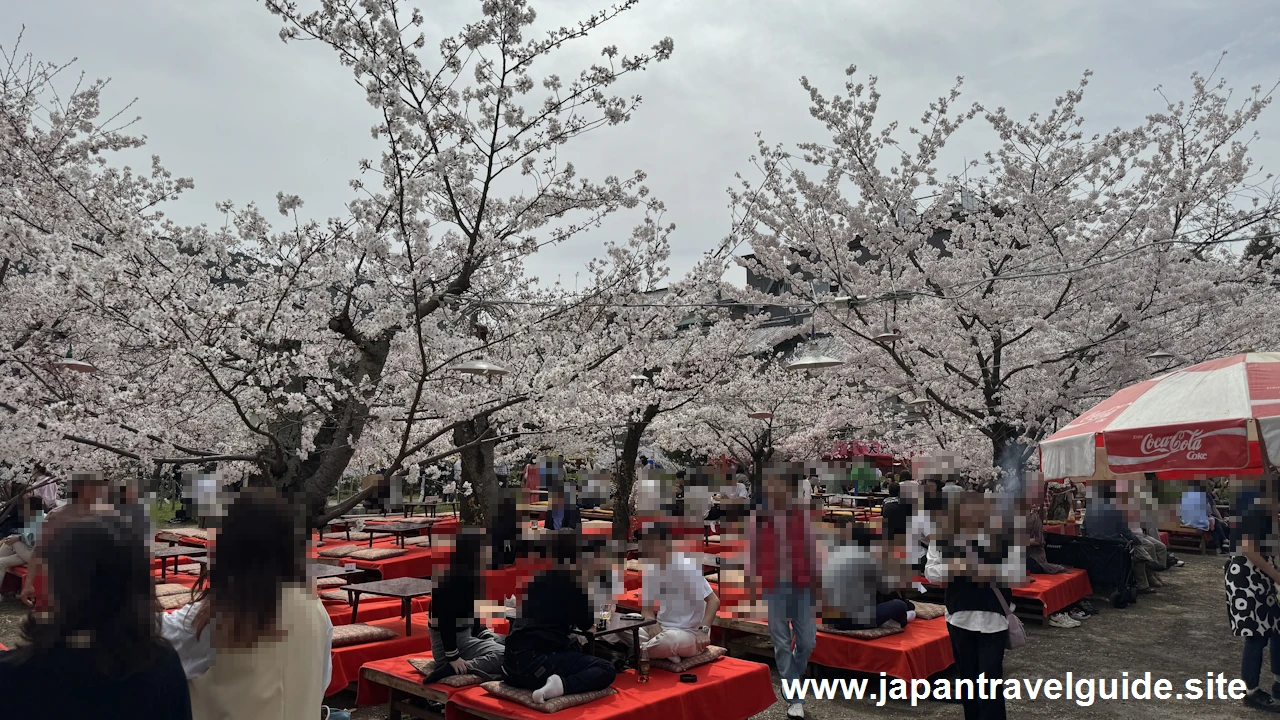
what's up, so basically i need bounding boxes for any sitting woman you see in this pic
[422,529,506,684]
[0,514,192,718]
[503,533,616,704]
[160,488,333,719]
[1026,503,1068,574]
[0,496,45,581]
[821,526,914,630]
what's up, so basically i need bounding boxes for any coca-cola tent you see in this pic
[1039,353,1280,480]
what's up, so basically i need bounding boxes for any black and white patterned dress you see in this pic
[1226,554,1280,636]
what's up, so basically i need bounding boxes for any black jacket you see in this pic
[944,577,1015,618]
[1083,500,1136,543]
[545,503,581,531]
[505,568,590,660]
[0,644,192,720]
[880,498,910,541]
[429,572,483,660]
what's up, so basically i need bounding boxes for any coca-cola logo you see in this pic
[1139,430,1206,460]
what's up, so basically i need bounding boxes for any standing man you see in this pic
[747,463,818,719]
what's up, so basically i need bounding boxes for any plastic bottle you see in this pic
[637,645,650,683]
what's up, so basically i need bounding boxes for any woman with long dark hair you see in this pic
[422,528,506,684]
[160,487,332,719]
[0,514,192,719]
[925,491,1021,720]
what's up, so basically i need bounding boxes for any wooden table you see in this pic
[366,520,437,548]
[154,546,207,580]
[403,498,444,518]
[320,518,358,542]
[346,577,434,635]
[359,664,447,720]
[571,614,656,667]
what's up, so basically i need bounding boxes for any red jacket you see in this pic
[748,507,817,591]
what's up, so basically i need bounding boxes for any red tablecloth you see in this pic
[483,559,554,601]
[324,595,432,626]
[1011,569,1092,616]
[0,566,27,595]
[446,657,775,720]
[1042,522,1079,537]
[809,616,953,680]
[688,539,746,557]
[708,582,748,611]
[1159,531,1170,546]
[327,614,434,696]
[346,546,452,580]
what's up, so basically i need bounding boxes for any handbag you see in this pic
[992,588,1026,649]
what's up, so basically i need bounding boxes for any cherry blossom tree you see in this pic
[1,0,675,526]
[737,62,1280,482]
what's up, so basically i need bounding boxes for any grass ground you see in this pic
[0,542,1245,718]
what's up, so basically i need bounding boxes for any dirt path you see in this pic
[0,551,1251,718]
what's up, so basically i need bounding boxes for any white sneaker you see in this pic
[786,702,805,718]
[1049,613,1080,628]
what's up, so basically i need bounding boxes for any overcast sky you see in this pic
[10,0,1280,286]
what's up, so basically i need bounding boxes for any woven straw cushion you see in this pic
[819,624,905,639]
[323,531,377,541]
[348,547,407,561]
[650,645,726,672]
[407,658,485,687]
[403,536,434,547]
[159,592,194,610]
[319,545,360,558]
[315,576,348,588]
[320,590,351,602]
[330,623,399,648]
[481,682,617,713]
[155,583,191,598]
[180,528,209,539]
[176,563,203,574]
[624,559,642,572]
[913,602,946,621]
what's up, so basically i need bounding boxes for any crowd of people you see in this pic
[0,458,1261,719]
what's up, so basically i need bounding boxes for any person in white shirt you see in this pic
[638,525,720,662]
[900,481,933,570]
[160,489,333,718]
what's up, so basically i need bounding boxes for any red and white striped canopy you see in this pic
[1040,353,1280,480]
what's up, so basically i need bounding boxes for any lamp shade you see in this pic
[785,354,844,371]
[747,411,774,420]
[54,350,97,373]
[450,359,509,376]
[871,329,903,343]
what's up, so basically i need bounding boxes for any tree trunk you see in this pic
[455,414,496,527]
[990,423,1030,491]
[614,404,660,542]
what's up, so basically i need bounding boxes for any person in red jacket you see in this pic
[746,463,819,719]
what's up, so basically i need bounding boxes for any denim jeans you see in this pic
[765,585,816,703]
[1242,634,1280,690]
